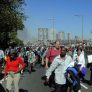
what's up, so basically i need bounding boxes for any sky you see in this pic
[18,0,92,42]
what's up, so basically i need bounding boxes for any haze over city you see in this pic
[17,0,92,43]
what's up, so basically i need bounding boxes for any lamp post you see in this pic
[75,15,84,42]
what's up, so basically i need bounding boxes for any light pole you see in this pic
[74,15,84,41]
[48,17,55,41]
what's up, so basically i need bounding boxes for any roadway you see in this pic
[0,64,92,92]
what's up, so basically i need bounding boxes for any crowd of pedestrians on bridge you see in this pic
[0,40,92,92]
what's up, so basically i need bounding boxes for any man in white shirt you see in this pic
[46,48,72,92]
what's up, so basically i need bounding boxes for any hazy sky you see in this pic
[18,0,92,41]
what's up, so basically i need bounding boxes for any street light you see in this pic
[74,15,84,41]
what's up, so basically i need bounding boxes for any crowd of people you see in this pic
[0,40,92,92]
[40,40,92,92]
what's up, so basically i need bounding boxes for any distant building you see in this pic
[38,28,48,44]
[48,28,56,41]
[57,31,65,41]
[75,36,78,41]
[67,33,70,41]
[67,33,72,44]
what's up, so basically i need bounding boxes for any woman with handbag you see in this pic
[4,50,26,92]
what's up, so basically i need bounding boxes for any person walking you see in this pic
[46,47,72,92]
[73,47,86,92]
[4,51,25,92]
[45,40,61,69]
[42,40,61,87]
[28,49,36,73]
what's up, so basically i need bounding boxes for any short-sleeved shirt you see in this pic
[4,56,25,74]
[46,47,61,63]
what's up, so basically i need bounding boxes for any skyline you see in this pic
[18,0,92,42]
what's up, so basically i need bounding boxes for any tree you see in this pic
[9,32,24,46]
[0,0,25,49]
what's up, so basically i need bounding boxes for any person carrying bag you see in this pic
[46,47,72,92]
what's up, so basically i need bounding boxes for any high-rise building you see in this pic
[48,28,56,41]
[57,31,65,41]
[67,32,71,44]
[38,28,48,42]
